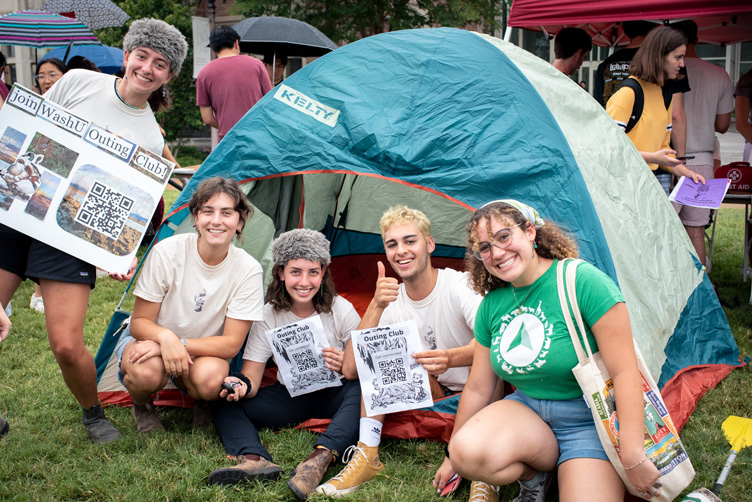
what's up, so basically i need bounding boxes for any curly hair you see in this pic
[266,263,337,314]
[465,202,578,296]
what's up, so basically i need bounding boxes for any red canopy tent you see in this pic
[506,0,752,47]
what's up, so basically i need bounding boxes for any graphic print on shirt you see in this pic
[193,288,206,312]
[492,302,552,375]
[424,326,437,350]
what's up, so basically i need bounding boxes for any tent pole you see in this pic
[503,26,512,42]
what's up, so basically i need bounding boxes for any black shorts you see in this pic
[0,224,96,287]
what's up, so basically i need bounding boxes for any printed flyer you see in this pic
[264,315,342,397]
[352,319,433,416]
[0,84,174,274]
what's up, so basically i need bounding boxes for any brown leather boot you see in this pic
[132,399,164,434]
[208,454,284,485]
[287,448,335,500]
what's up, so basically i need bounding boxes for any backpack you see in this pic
[618,77,673,133]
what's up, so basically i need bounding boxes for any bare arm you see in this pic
[200,106,219,129]
[413,339,475,375]
[735,96,752,144]
[670,93,686,157]
[0,303,10,342]
[342,261,399,379]
[715,112,731,134]
[593,303,661,495]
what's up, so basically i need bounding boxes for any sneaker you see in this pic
[208,454,284,485]
[513,470,554,502]
[316,442,383,496]
[0,412,8,438]
[29,294,44,313]
[82,404,122,444]
[192,399,212,429]
[132,399,164,433]
[288,448,335,500]
[469,481,499,502]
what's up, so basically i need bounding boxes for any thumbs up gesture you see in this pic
[374,261,400,308]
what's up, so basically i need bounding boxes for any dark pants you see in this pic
[210,379,361,461]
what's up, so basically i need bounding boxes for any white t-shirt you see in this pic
[380,268,481,391]
[244,296,362,387]
[134,233,264,339]
[45,69,165,155]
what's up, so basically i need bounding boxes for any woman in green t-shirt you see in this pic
[443,200,660,502]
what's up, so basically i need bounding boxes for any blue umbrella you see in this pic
[41,44,124,74]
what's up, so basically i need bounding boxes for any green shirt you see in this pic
[475,259,624,400]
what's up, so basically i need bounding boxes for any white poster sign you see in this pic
[192,16,211,79]
[353,319,433,416]
[264,315,342,397]
[0,84,173,274]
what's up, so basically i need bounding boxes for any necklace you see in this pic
[114,79,146,110]
[511,258,542,314]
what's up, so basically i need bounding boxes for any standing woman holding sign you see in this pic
[0,18,187,443]
[209,229,361,501]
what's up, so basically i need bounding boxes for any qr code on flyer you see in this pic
[75,181,134,239]
[292,348,317,372]
[379,357,407,385]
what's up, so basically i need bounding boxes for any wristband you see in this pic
[444,442,450,459]
[231,371,252,398]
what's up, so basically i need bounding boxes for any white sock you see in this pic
[359,417,382,447]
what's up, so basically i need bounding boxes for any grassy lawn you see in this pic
[0,198,749,501]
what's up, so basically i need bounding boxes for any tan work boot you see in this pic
[132,399,164,434]
[469,481,500,502]
[209,454,284,485]
[287,447,335,500]
[315,442,383,496]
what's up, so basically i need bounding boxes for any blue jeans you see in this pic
[505,390,609,465]
[209,379,361,461]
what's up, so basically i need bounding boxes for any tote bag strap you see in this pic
[564,258,597,361]
[557,259,586,362]
[556,259,599,371]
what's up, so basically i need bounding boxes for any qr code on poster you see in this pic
[292,349,317,372]
[378,357,407,385]
[75,181,134,240]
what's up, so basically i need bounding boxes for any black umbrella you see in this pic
[233,16,337,58]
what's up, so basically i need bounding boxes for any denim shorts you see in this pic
[504,390,609,465]
[114,327,135,386]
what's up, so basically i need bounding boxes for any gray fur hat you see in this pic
[272,229,331,267]
[122,18,188,75]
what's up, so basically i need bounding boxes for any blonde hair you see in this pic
[380,206,432,242]
[465,202,578,296]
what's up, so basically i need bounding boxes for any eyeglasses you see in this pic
[35,72,61,82]
[472,223,522,260]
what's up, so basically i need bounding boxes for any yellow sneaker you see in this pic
[469,481,499,502]
[315,442,383,496]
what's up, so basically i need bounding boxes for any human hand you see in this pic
[0,307,10,343]
[109,256,138,282]
[158,331,193,377]
[127,340,162,364]
[624,456,661,499]
[653,149,681,168]
[432,456,459,496]
[219,376,247,402]
[323,347,345,373]
[373,261,399,309]
[414,349,450,375]
[677,166,706,185]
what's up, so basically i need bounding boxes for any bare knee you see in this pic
[49,336,86,367]
[449,425,488,478]
[185,360,227,400]
[123,362,167,395]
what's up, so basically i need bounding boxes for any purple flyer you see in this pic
[669,177,730,209]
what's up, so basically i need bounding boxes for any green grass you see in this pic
[0,203,750,501]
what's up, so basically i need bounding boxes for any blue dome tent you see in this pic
[96,28,741,432]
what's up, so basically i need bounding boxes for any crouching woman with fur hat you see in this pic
[208,229,362,500]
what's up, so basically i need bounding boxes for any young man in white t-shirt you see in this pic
[316,206,498,501]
